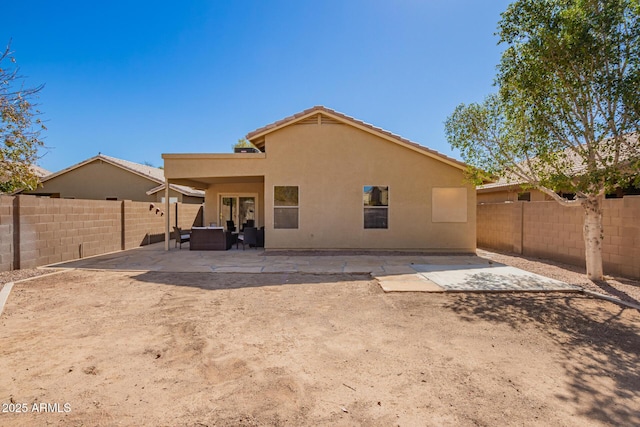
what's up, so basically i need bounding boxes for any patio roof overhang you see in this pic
[162,153,266,189]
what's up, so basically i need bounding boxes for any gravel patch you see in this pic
[0,268,56,285]
[478,248,640,305]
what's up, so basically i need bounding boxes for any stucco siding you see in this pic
[477,188,551,203]
[262,123,475,251]
[29,160,159,201]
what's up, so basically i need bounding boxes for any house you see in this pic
[478,179,640,203]
[23,154,204,203]
[477,136,640,203]
[477,180,554,203]
[162,106,476,251]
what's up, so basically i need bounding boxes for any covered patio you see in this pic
[161,152,266,251]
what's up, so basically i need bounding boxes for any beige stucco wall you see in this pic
[165,121,475,251]
[477,188,550,203]
[261,123,475,251]
[178,194,205,204]
[152,191,203,204]
[27,159,192,202]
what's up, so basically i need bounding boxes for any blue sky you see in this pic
[4,0,512,172]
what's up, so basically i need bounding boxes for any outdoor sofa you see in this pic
[190,227,234,250]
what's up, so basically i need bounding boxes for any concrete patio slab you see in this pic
[411,263,581,292]
[380,265,419,275]
[214,266,265,273]
[376,273,443,292]
[43,242,583,294]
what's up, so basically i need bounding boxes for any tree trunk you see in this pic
[582,196,604,281]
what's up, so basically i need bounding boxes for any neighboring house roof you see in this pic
[246,105,467,171]
[477,133,640,192]
[40,154,204,198]
[477,178,524,193]
[145,183,205,198]
[31,165,52,178]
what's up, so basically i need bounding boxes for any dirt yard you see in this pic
[1,270,639,426]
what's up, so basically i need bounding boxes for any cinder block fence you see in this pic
[477,196,640,279]
[0,195,202,271]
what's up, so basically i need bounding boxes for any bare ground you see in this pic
[0,269,639,426]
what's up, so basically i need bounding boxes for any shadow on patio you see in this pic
[129,271,374,290]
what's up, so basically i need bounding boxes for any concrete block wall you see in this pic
[176,203,203,230]
[476,202,520,253]
[0,196,203,271]
[603,197,640,278]
[477,196,640,279]
[0,196,16,271]
[17,196,122,269]
[522,201,585,266]
[122,201,167,250]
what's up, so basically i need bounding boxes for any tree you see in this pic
[232,138,258,151]
[0,40,46,194]
[445,0,640,281]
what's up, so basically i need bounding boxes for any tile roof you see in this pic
[145,183,205,198]
[99,154,167,183]
[477,133,639,191]
[31,165,52,178]
[246,105,467,170]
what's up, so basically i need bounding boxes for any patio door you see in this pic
[220,195,257,231]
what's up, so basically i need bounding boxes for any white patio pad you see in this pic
[410,263,581,292]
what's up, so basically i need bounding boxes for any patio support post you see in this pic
[164,181,170,251]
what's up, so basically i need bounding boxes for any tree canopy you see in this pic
[446,0,640,204]
[232,138,258,151]
[445,0,640,280]
[0,41,46,194]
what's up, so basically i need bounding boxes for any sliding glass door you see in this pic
[220,195,257,231]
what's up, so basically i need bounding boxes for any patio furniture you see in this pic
[257,226,265,248]
[226,220,236,232]
[173,226,191,249]
[190,227,234,250]
[241,219,255,231]
[237,227,258,250]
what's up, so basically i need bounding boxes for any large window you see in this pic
[274,186,299,229]
[363,186,388,229]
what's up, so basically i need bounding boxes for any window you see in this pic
[364,186,388,229]
[517,192,531,201]
[274,186,298,229]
